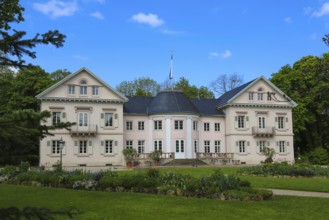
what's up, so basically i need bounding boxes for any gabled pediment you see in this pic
[217,76,297,109]
[36,67,128,103]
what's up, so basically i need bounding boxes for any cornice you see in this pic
[39,97,125,104]
[219,103,294,109]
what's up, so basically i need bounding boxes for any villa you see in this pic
[36,67,297,168]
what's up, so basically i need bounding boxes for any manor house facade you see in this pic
[36,67,297,168]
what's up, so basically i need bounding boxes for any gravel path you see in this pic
[270,189,329,198]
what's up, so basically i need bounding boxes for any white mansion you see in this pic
[36,67,297,168]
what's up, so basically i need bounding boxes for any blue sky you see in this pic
[17,0,329,87]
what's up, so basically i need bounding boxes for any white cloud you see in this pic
[284,17,292,23]
[221,50,232,58]
[131,13,164,27]
[312,2,329,17]
[33,0,78,18]
[209,50,232,59]
[90,11,104,20]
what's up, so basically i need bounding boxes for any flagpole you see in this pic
[169,50,173,90]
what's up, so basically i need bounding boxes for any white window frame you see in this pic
[259,140,266,153]
[258,93,263,101]
[174,120,183,130]
[138,140,145,153]
[138,121,145,131]
[193,121,198,131]
[126,140,133,149]
[92,86,99,96]
[214,122,220,132]
[239,141,246,153]
[258,116,266,129]
[279,141,285,153]
[204,122,210,131]
[126,121,133,131]
[175,140,185,153]
[238,116,245,128]
[153,140,163,151]
[194,140,199,153]
[204,140,210,153]
[52,112,61,125]
[68,85,75,95]
[52,140,61,155]
[104,113,113,127]
[249,92,254,100]
[79,140,87,154]
[278,117,284,129]
[214,140,221,153]
[154,120,162,130]
[105,140,113,154]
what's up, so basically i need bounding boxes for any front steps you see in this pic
[163,159,208,166]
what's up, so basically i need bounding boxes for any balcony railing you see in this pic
[252,126,275,137]
[196,153,234,159]
[70,124,97,136]
[134,152,175,160]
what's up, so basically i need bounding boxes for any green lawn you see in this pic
[133,166,329,192]
[0,184,329,220]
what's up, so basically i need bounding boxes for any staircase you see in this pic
[163,159,208,166]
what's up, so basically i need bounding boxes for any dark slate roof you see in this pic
[123,96,153,114]
[191,99,224,115]
[148,91,199,114]
[217,79,256,107]
[124,90,225,116]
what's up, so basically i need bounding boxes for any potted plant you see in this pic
[150,150,162,166]
[262,147,275,164]
[123,148,137,168]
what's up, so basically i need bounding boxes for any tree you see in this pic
[0,0,66,68]
[210,73,244,97]
[116,77,160,97]
[174,77,214,99]
[271,53,329,154]
[50,69,71,83]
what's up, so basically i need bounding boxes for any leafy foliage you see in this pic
[0,0,66,68]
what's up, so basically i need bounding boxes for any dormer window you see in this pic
[80,80,87,95]
[249,92,254,100]
[68,85,75,95]
[92,86,99,96]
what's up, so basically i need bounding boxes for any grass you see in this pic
[1,184,329,220]
[132,166,329,192]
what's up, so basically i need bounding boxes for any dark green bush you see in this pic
[308,147,329,165]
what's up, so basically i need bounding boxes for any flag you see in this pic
[169,52,173,80]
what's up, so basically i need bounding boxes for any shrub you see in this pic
[224,188,273,201]
[308,147,329,165]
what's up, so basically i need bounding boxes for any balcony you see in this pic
[252,126,275,137]
[70,124,97,136]
[196,153,234,160]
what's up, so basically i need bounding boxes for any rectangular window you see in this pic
[52,140,61,155]
[259,140,266,153]
[258,93,263,100]
[138,140,145,153]
[138,121,144,130]
[215,140,221,153]
[79,112,88,127]
[267,92,272,101]
[126,140,133,149]
[79,140,87,154]
[105,140,113,154]
[104,113,113,127]
[279,141,285,153]
[278,117,284,129]
[214,122,220,131]
[92,86,99,96]
[80,86,87,95]
[52,112,61,125]
[193,121,198,131]
[68,85,75,94]
[126,121,133,131]
[239,141,246,153]
[154,120,162,130]
[175,140,185,153]
[258,117,266,129]
[204,140,210,153]
[238,116,245,128]
[174,120,183,130]
[154,140,163,151]
[194,140,199,153]
[249,92,254,100]
[204,122,210,131]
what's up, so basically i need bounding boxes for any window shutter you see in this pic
[46,143,51,155]
[235,141,239,153]
[287,141,290,146]
[62,145,66,155]
[74,141,78,146]
[62,112,66,118]
[89,141,92,146]
[234,116,238,128]
[246,116,250,128]
[114,113,119,128]
[101,141,104,146]
[275,117,278,122]
[88,145,93,155]
[114,141,119,154]
[100,113,105,127]
[267,141,270,147]
[286,117,289,123]
[101,113,104,119]
[74,146,79,155]
[99,145,105,155]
